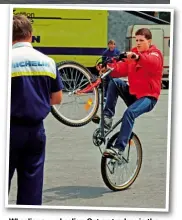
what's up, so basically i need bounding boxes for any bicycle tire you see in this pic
[51,61,99,127]
[101,132,142,191]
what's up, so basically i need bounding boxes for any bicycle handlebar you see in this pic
[100,68,114,79]
[101,52,137,68]
[94,51,138,81]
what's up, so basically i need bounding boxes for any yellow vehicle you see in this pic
[126,24,171,88]
[13,8,108,71]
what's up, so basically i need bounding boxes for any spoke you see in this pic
[74,97,80,117]
[62,69,72,90]
[75,99,82,115]
[62,76,71,89]
[123,164,132,184]
[75,80,91,91]
[107,160,114,174]
[74,69,79,89]
[76,74,85,89]
[106,147,139,187]
[70,67,75,85]
[61,69,70,82]
[75,71,81,87]
[52,65,97,122]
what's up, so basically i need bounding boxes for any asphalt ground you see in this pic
[8,89,170,210]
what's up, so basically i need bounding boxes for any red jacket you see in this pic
[108,45,163,100]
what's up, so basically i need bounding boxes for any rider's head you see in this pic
[13,15,32,45]
[108,39,116,51]
[135,28,152,52]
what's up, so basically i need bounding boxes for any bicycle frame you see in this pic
[99,69,126,140]
[75,59,134,157]
[66,58,143,190]
[99,68,134,161]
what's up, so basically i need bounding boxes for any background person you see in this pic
[102,39,120,99]
[9,15,64,205]
[92,40,120,123]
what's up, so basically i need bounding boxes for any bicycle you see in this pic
[51,53,142,191]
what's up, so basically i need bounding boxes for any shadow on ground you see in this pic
[43,185,115,203]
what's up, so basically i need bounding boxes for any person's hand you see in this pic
[96,63,103,71]
[126,52,139,60]
[96,64,108,75]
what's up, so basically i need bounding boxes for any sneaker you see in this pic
[103,148,123,161]
[103,116,113,130]
[92,115,113,129]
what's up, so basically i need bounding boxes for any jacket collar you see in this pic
[12,42,32,49]
[132,45,157,54]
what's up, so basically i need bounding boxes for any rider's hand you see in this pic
[96,64,108,75]
[126,52,140,61]
[99,66,107,75]
[96,63,103,71]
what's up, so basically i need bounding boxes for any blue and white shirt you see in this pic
[11,42,64,125]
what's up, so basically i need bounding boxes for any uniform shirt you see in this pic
[11,42,64,125]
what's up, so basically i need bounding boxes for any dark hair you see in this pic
[13,15,32,41]
[135,28,152,40]
[108,39,116,45]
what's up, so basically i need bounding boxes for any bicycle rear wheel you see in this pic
[51,61,99,127]
[101,132,142,191]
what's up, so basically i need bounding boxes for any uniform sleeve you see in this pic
[51,65,64,93]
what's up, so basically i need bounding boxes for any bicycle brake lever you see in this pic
[114,52,127,61]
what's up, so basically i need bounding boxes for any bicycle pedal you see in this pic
[103,152,117,159]
[103,152,114,159]
[92,116,100,124]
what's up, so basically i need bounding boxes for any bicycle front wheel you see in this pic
[101,132,142,191]
[51,61,99,127]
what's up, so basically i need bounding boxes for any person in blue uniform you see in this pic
[9,15,64,205]
[102,39,120,99]
[92,40,120,124]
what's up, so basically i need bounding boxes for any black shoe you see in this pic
[92,115,100,124]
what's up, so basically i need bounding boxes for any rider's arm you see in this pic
[137,50,163,73]
[50,63,64,105]
[108,60,128,78]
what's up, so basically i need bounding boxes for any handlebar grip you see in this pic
[119,52,137,60]
[131,54,137,59]
[100,52,137,68]
[118,52,127,60]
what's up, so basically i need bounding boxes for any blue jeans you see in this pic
[104,75,111,98]
[104,79,157,151]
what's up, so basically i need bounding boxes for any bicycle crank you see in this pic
[92,128,104,147]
